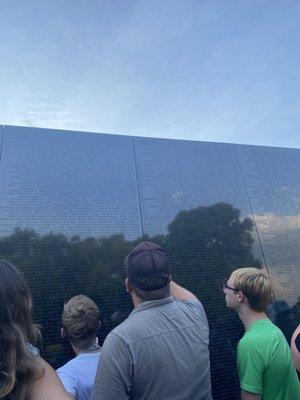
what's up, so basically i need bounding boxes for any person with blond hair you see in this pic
[57,295,101,400]
[223,267,300,400]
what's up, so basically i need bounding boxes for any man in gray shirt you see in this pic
[92,241,212,400]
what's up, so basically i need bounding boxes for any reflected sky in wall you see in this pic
[237,145,300,306]
[0,124,299,307]
[0,126,142,239]
[134,137,252,236]
[0,125,299,399]
[1,125,300,242]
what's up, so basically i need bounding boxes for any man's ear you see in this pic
[98,320,101,330]
[237,291,245,302]
[60,327,66,338]
[125,277,133,293]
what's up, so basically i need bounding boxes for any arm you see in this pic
[28,357,73,400]
[291,324,300,372]
[241,390,261,400]
[170,281,199,302]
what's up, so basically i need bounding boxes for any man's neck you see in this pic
[131,292,143,308]
[72,337,98,355]
[131,292,170,308]
[238,307,268,331]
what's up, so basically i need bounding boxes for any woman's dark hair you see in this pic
[0,260,42,399]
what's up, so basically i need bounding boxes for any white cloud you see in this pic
[253,213,300,234]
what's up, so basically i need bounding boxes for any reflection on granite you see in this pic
[0,125,299,400]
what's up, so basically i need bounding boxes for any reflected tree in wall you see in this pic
[0,202,261,399]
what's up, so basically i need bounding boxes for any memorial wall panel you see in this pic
[0,125,142,365]
[237,144,300,339]
[133,137,265,400]
[0,126,298,399]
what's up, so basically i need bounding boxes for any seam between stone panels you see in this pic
[234,144,269,270]
[0,125,4,165]
[234,144,281,321]
[132,136,145,237]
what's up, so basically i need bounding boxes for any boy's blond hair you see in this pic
[231,267,272,312]
[62,294,100,349]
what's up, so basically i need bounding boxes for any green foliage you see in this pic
[165,202,261,311]
[0,202,260,364]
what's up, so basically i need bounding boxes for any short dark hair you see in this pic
[62,295,100,349]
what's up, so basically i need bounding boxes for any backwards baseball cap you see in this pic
[124,241,171,291]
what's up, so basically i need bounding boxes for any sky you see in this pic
[0,0,300,148]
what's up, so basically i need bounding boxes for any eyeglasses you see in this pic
[222,284,239,292]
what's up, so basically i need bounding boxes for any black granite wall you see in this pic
[0,125,298,399]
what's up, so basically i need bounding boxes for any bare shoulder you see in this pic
[28,357,73,400]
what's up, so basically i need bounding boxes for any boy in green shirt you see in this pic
[223,267,300,400]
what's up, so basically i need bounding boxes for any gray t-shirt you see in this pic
[92,296,212,400]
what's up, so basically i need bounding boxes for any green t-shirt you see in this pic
[237,319,300,400]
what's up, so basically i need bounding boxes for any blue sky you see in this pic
[0,0,300,147]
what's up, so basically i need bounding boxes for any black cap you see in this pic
[124,241,171,291]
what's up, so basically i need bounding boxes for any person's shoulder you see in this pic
[102,320,133,349]
[57,358,78,375]
[175,298,204,310]
[57,352,100,375]
[109,316,132,337]
[109,299,207,340]
[171,299,209,332]
[108,305,154,338]
[174,299,208,319]
[254,320,285,342]
[239,320,279,349]
[29,357,72,400]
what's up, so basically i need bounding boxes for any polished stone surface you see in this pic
[0,125,298,399]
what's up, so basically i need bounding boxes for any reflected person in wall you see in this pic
[223,267,300,400]
[57,295,101,400]
[92,241,212,400]
[0,260,72,400]
[291,324,300,372]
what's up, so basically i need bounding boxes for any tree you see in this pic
[164,202,261,399]
[165,202,260,308]
[0,202,261,399]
